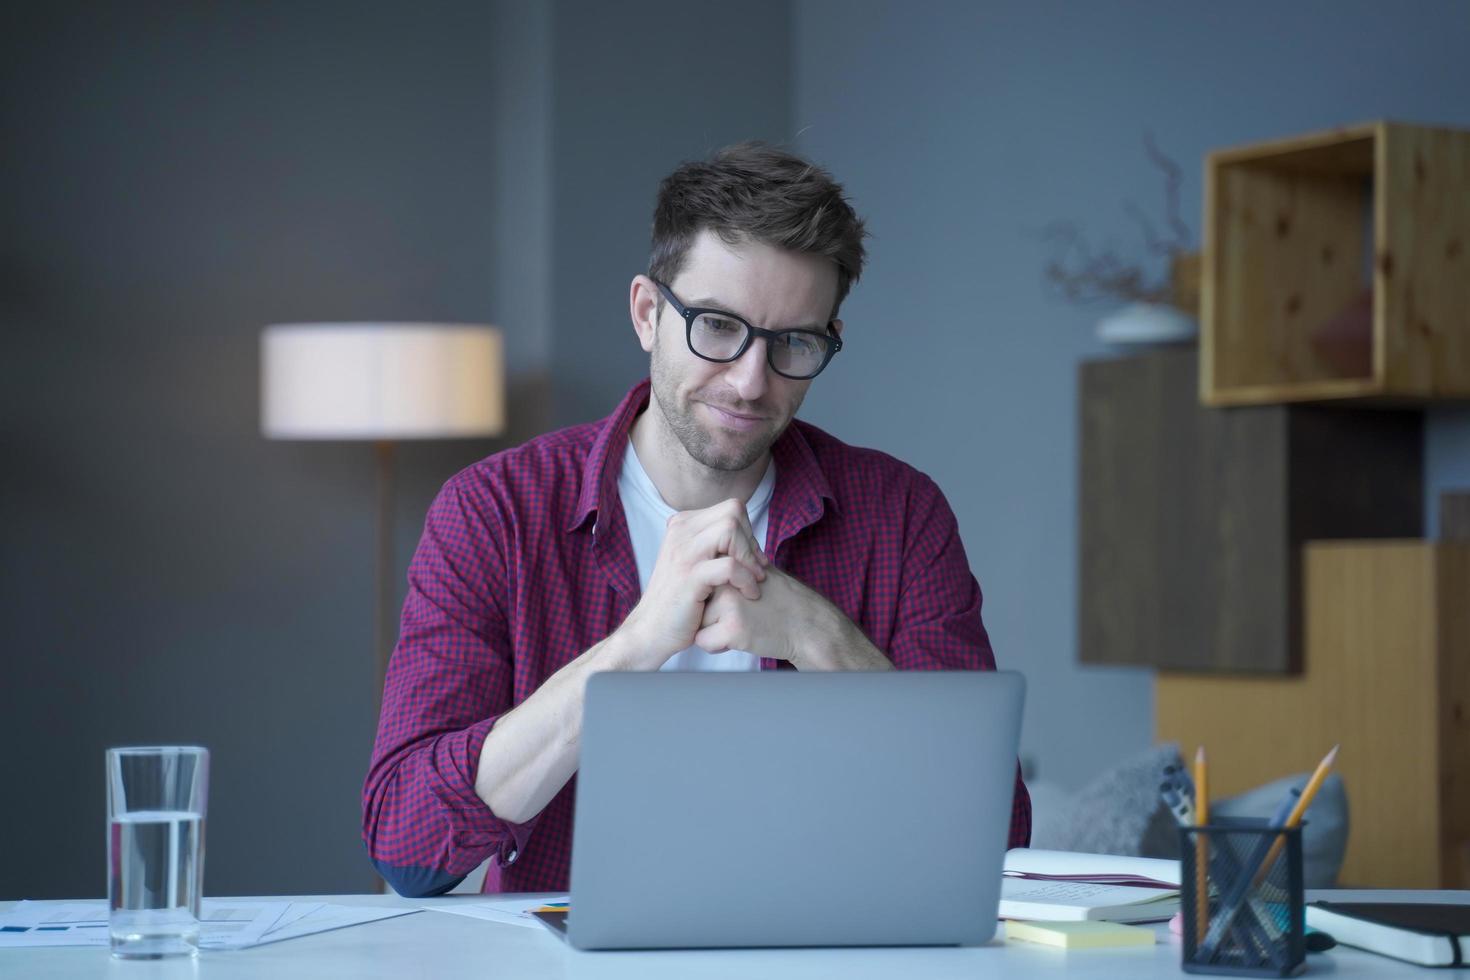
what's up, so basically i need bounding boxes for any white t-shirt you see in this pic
[617,438,775,672]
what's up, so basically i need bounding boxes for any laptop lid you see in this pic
[568,670,1025,950]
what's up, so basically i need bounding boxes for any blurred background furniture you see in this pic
[1202,122,1470,405]
[1079,347,1421,673]
[1156,542,1470,888]
[1078,120,1470,888]
[261,323,506,687]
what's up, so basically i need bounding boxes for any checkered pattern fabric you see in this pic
[362,378,1031,895]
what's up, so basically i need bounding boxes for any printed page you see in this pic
[254,903,417,945]
[0,899,409,949]
[422,895,570,930]
[1001,879,1178,908]
[0,902,110,947]
[196,900,293,949]
[1004,848,1181,886]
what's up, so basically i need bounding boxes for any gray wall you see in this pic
[791,0,1470,790]
[1428,410,1470,536]
[548,0,793,426]
[0,0,792,901]
[0,0,554,898]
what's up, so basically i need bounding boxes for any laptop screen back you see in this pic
[569,670,1025,949]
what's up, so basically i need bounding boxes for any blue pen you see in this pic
[1160,781,1276,957]
[1160,783,1194,827]
[1161,763,1195,800]
[1198,787,1305,959]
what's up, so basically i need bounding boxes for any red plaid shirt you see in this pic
[362,379,1031,896]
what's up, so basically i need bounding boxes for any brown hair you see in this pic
[648,142,867,317]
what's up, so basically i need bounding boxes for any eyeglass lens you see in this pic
[690,313,829,378]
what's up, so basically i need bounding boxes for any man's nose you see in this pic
[724,338,769,402]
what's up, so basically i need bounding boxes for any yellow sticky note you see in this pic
[1004,919,1156,949]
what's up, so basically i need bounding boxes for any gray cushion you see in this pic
[1213,772,1348,888]
[1026,745,1350,888]
[1030,743,1185,857]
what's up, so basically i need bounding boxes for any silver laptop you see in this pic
[539,670,1025,950]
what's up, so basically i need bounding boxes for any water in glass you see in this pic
[108,809,203,957]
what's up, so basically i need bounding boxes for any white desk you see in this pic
[4,890,1466,978]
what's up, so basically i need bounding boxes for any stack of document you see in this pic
[421,895,570,930]
[0,900,415,949]
[1000,849,1182,923]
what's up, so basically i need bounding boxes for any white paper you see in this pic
[0,902,110,947]
[1002,879,1177,906]
[0,900,410,950]
[422,895,569,931]
[1003,849,1181,887]
[253,903,417,945]
[197,900,293,949]
[265,901,327,933]
[998,878,1180,923]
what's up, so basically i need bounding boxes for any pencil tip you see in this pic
[1195,745,1206,763]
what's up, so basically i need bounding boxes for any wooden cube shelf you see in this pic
[1202,120,1470,405]
[1157,541,1470,888]
[1079,348,1422,673]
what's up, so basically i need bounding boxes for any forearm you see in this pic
[797,603,894,672]
[473,628,651,824]
[476,501,771,822]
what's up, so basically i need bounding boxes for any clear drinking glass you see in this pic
[106,746,209,959]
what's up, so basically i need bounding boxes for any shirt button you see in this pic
[506,849,518,865]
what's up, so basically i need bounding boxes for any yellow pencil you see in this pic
[1194,745,1209,948]
[1253,744,1339,885]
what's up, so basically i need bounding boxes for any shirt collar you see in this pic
[567,377,837,534]
[568,379,650,533]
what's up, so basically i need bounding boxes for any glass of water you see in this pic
[106,746,209,959]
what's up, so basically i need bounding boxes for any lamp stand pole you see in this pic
[374,440,397,701]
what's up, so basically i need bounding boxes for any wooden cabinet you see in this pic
[1157,542,1470,888]
[1079,348,1421,672]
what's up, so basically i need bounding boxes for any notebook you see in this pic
[1305,901,1470,967]
[999,850,1181,923]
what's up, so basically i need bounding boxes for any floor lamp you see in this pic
[261,323,506,698]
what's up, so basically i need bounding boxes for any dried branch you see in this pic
[1124,201,1173,260]
[1043,133,1195,308]
[1043,222,1170,305]
[1144,131,1193,250]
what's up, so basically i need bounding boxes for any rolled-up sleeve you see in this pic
[361,477,539,896]
[888,474,1032,849]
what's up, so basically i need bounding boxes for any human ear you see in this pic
[830,317,844,338]
[629,275,660,354]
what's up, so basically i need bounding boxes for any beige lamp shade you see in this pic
[261,323,505,439]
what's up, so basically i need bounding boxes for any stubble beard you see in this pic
[649,336,785,473]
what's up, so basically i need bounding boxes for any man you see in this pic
[363,143,1030,897]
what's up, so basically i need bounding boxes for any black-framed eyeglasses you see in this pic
[652,278,842,381]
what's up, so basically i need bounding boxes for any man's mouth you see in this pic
[702,402,767,431]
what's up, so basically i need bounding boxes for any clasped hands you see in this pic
[621,498,888,671]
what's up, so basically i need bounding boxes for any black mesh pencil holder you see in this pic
[1180,818,1306,977]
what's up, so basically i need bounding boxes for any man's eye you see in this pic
[775,333,819,354]
[701,317,741,334]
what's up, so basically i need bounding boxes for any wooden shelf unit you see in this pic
[1079,348,1421,673]
[1157,541,1470,889]
[1201,121,1470,406]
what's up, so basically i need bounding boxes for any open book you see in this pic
[999,849,1182,923]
